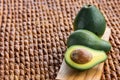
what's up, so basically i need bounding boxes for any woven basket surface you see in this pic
[0,0,120,80]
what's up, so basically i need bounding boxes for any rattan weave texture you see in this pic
[0,0,120,80]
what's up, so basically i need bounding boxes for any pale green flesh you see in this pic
[65,45,107,70]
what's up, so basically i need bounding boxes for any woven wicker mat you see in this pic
[0,0,120,80]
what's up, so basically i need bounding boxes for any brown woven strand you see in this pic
[0,0,120,80]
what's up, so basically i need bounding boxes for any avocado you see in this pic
[73,5,106,36]
[67,30,111,52]
[65,45,107,70]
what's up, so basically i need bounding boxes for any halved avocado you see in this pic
[65,45,107,70]
[67,29,111,52]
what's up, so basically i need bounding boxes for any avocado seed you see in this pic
[70,49,93,64]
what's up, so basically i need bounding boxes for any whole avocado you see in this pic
[67,30,111,52]
[73,5,106,37]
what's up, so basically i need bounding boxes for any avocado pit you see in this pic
[70,49,93,64]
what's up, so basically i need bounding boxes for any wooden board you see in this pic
[56,27,111,80]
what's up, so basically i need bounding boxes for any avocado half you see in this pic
[67,29,111,52]
[65,45,107,70]
[73,5,106,37]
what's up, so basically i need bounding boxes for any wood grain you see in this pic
[56,27,111,80]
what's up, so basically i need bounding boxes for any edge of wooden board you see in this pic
[56,27,111,80]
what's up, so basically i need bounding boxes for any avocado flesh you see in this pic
[73,5,106,36]
[65,45,107,70]
[67,29,111,52]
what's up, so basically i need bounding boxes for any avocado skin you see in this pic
[73,5,106,36]
[67,30,111,52]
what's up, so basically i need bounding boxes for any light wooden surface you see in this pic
[56,27,111,80]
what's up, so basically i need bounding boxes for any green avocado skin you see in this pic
[67,30,111,52]
[73,5,106,37]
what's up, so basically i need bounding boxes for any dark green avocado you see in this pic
[67,30,111,52]
[65,45,107,70]
[73,5,106,37]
